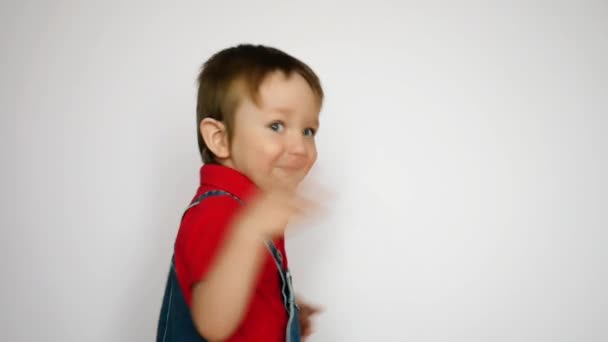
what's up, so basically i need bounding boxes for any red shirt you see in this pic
[174,164,289,341]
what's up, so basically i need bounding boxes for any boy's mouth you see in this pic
[278,159,309,171]
[278,165,306,173]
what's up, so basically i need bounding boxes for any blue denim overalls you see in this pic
[157,190,301,342]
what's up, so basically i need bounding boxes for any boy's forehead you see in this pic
[256,72,321,114]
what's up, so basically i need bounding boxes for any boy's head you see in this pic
[197,44,324,191]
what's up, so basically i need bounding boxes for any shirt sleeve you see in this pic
[175,195,242,289]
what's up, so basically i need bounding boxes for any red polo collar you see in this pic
[199,163,258,201]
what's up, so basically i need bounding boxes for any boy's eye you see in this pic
[303,128,316,137]
[269,122,285,132]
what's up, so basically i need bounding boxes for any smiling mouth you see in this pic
[278,165,306,173]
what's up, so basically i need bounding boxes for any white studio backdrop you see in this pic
[2,1,607,341]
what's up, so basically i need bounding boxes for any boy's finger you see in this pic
[304,303,323,315]
[299,301,323,315]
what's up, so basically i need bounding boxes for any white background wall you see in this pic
[2,1,607,341]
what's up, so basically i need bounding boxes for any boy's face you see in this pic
[225,71,320,191]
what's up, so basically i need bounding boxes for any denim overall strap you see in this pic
[157,190,241,342]
[265,241,302,342]
[185,189,244,215]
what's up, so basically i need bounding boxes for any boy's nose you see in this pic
[286,133,307,156]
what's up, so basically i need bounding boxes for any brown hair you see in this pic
[196,44,324,163]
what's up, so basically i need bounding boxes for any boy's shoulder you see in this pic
[175,164,256,247]
[180,186,243,230]
[174,187,244,255]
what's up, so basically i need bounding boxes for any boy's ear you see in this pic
[200,118,230,159]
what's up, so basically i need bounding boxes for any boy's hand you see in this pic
[297,298,322,340]
[235,185,319,240]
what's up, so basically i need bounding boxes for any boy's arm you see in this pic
[190,222,266,341]
[191,187,310,340]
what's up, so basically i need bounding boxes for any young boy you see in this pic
[157,44,324,342]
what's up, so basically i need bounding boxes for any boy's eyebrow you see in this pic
[272,107,294,115]
[271,107,320,127]
[272,107,320,127]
